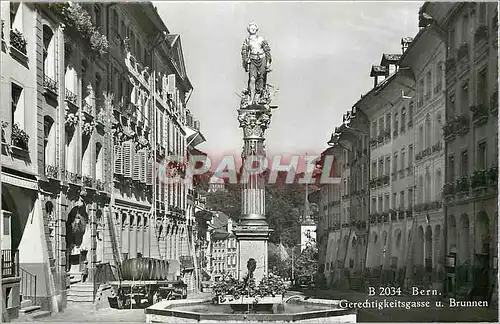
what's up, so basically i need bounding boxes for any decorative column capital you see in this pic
[237,108,272,139]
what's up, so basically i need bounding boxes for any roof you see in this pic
[212,231,230,241]
[381,53,402,66]
[212,211,229,229]
[370,65,387,77]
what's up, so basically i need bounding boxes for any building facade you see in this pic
[1,2,205,319]
[315,3,498,301]
[422,2,498,298]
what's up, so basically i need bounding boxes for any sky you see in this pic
[155,1,423,164]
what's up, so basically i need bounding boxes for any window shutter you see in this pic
[133,150,141,181]
[114,144,123,174]
[146,153,153,185]
[123,141,132,178]
[140,150,146,183]
[167,74,176,97]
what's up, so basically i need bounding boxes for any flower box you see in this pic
[218,295,283,305]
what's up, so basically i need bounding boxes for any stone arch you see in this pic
[415,226,424,266]
[425,225,433,268]
[459,214,470,264]
[476,211,489,254]
[65,204,89,271]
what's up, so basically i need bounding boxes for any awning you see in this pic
[184,125,206,147]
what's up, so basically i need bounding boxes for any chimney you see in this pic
[227,218,232,232]
[401,37,414,54]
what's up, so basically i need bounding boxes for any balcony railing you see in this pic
[20,267,37,306]
[65,89,77,105]
[43,75,58,94]
[470,104,488,126]
[1,249,19,278]
[45,164,58,179]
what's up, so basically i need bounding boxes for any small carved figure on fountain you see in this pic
[241,22,272,107]
[243,258,257,286]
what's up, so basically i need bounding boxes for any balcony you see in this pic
[471,167,498,193]
[432,142,442,153]
[82,101,93,117]
[1,249,19,278]
[443,121,455,141]
[10,29,28,64]
[370,139,377,147]
[470,104,488,127]
[377,134,385,144]
[455,175,470,196]
[443,182,455,199]
[455,114,470,136]
[43,75,58,97]
[45,164,58,179]
[82,176,94,188]
[65,89,78,107]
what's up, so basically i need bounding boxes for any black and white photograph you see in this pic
[0,1,498,323]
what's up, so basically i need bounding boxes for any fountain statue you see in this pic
[234,22,276,284]
[144,23,357,323]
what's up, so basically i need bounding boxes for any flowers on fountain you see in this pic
[135,135,150,151]
[65,108,79,128]
[212,272,288,303]
[82,120,96,137]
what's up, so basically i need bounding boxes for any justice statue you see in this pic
[241,22,273,107]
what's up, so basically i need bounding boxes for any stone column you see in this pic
[234,107,274,283]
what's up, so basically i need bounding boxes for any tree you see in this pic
[293,244,318,278]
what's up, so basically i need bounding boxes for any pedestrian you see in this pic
[82,261,89,283]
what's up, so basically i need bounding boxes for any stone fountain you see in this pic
[145,22,357,323]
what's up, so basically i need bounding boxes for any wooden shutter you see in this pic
[167,74,176,97]
[123,141,132,178]
[114,145,123,174]
[146,153,153,185]
[133,150,141,181]
[140,151,147,183]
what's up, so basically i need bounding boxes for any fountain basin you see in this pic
[145,297,357,323]
[218,296,283,305]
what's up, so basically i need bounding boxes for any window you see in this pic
[477,141,487,169]
[44,116,55,167]
[461,14,469,43]
[401,149,406,171]
[409,101,414,126]
[386,113,391,132]
[393,153,398,174]
[371,122,377,138]
[479,3,487,25]
[372,161,377,178]
[449,28,456,51]
[447,155,455,182]
[371,198,376,213]
[378,158,383,177]
[10,2,20,29]
[461,150,468,176]
[436,113,442,144]
[477,69,488,106]
[461,82,469,113]
[385,156,390,175]
[408,188,413,208]
[378,196,383,212]
[408,145,413,167]
[94,5,102,31]
[449,94,456,117]
[418,79,424,106]
[378,117,384,135]
[393,192,397,209]
[394,112,399,135]
[435,62,443,93]
[426,115,431,149]
[401,108,406,132]
[400,191,405,208]
[426,71,432,99]
[43,25,55,80]
[419,125,424,152]
[11,83,24,131]
[384,194,390,212]
[96,142,103,180]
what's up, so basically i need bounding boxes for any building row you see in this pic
[314,2,498,301]
[1,2,207,321]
